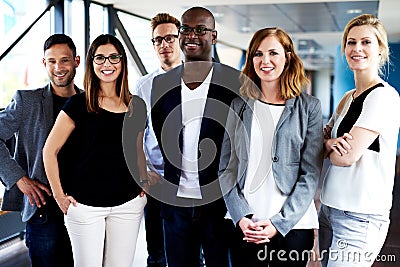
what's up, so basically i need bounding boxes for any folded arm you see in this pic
[328,126,379,166]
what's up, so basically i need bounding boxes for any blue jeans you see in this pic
[318,204,389,267]
[25,199,73,267]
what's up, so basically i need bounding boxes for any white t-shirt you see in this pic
[245,100,318,229]
[177,69,213,199]
[321,82,400,215]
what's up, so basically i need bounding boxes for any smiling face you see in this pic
[153,23,181,69]
[92,43,122,87]
[43,43,79,89]
[345,25,381,73]
[253,35,287,86]
[179,9,216,62]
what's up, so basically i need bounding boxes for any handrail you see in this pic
[108,6,148,76]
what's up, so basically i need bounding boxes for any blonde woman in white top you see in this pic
[319,14,400,267]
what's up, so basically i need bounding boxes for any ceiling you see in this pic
[94,0,400,70]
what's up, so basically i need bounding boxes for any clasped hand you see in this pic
[239,217,278,244]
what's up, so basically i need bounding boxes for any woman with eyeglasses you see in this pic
[218,27,323,266]
[43,34,148,267]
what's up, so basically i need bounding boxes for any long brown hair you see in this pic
[84,34,131,113]
[240,27,309,100]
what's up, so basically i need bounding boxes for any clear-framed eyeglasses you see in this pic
[92,54,122,65]
[151,34,179,46]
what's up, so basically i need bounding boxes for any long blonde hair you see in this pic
[342,14,389,75]
[240,27,309,100]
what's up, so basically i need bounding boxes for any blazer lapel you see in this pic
[199,64,232,139]
[164,75,183,166]
[242,99,254,144]
[199,84,215,139]
[167,71,183,134]
[199,68,217,140]
[275,97,295,132]
[169,85,183,133]
[159,65,183,135]
[42,84,53,135]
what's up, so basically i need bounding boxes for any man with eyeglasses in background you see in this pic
[151,7,241,267]
[0,33,81,267]
[132,12,182,267]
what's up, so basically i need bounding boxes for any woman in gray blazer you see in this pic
[219,27,323,267]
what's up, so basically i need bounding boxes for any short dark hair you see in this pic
[151,13,180,36]
[43,34,77,57]
[182,7,215,28]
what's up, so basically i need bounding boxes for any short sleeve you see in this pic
[62,92,86,124]
[355,85,400,134]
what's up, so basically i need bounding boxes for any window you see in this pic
[215,42,244,70]
[117,12,159,74]
[0,0,50,107]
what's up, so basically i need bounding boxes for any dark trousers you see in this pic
[230,224,314,267]
[25,198,73,267]
[163,206,229,267]
[144,191,166,267]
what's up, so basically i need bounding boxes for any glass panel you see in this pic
[117,12,159,74]
[89,2,108,44]
[116,30,142,84]
[65,0,86,90]
[0,0,51,107]
[216,42,244,70]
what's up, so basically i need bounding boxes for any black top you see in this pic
[53,92,79,182]
[38,91,74,218]
[337,83,383,153]
[62,92,146,207]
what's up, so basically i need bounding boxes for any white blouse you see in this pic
[245,100,318,229]
[321,82,400,215]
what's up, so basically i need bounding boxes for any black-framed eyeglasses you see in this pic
[178,25,215,36]
[151,34,178,45]
[92,54,122,65]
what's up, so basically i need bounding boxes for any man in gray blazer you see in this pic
[0,34,81,267]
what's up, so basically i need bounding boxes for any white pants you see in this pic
[64,195,147,267]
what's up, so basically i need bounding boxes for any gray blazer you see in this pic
[218,93,323,236]
[0,84,81,222]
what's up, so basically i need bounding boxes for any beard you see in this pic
[50,68,76,87]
